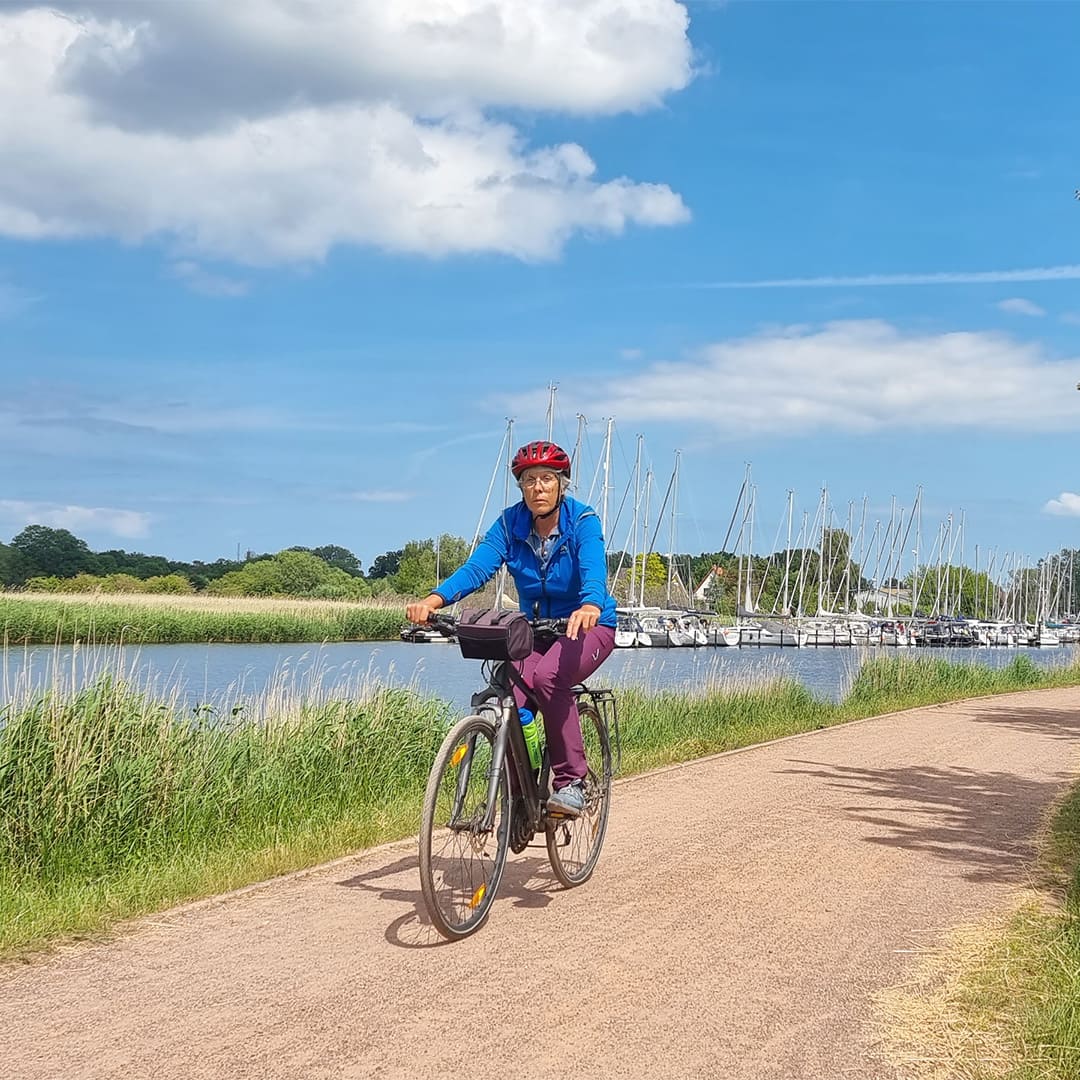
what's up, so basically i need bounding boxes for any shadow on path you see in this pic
[968,703,1080,742]
[779,757,1076,886]
[335,846,564,948]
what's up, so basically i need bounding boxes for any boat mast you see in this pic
[494,417,515,608]
[856,495,868,614]
[665,450,681,608]
[572,413,586,481]
[545,383,557,442]
[601,417,614,542]
[908,486,922,617]
[817,485,828,616]
[783,489,794,617]
[639,468,653,607]
[744,483,756,614]
[629,433,643,603]
[471,418,513,553]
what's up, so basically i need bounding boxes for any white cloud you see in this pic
[169,261,250,298]
[0,5,691,265]
[344,490,414,503]
[531,319,1080,437]
[0,500,151,538]
[27,1,693,127]
[997,297,1045,317]
[693,265,1080,289]
[1044,492,1080,517]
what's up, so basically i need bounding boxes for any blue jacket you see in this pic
[433,494,617,628]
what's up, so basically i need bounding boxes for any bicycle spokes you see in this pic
[419,715,509,939]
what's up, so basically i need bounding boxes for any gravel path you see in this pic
[4,687,1080,1080]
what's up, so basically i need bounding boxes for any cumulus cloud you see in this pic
[997,297,1045,317]
[1044,493,1080,517]
[0,499,151,538]
[0,4,691,265]
[525,320,1080,437]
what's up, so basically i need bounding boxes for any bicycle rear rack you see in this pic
[573,686,621,775]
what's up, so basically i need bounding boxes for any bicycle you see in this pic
[416,612,619,940]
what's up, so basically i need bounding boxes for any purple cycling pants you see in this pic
[512,624,616,789]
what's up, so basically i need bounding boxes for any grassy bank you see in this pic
[0,592,406,644]
[919,783,1080,1080]
[2,652,1080,956]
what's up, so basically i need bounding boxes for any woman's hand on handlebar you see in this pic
[406,594,445,625]
[566,604,601,641]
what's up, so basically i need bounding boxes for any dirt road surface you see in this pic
[4,688,1080,1080]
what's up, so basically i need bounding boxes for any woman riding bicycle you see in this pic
[406,439,617,817]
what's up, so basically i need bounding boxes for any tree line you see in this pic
[0,525,473,600]
[4,524,1077,618]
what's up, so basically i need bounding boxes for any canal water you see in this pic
[4,640,1077,713]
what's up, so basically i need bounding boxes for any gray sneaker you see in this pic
[546,780,585,817]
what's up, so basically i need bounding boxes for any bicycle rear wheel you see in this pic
[546,704,612,887]
[419,713,509,940]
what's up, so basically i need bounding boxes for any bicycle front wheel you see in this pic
[546,704,612,888]
[419,713,509,940]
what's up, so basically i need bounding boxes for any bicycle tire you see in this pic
[546,704,612,888]
[419,713,510,940]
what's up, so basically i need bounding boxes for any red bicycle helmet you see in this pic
[511,440,571,480]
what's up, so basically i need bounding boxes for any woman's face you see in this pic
[520,468,561,517]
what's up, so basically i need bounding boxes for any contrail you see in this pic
[692,265,1080,289]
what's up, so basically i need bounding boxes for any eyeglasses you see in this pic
[520,472,560,490]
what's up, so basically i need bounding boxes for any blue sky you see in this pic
[1,1,1079,577]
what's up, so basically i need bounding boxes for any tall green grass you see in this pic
[0,671,452,951]
[0,594,404,644]
[2,650,1080,955]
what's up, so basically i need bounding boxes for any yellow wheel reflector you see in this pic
[469,884,486,909]
[451,745,467,767]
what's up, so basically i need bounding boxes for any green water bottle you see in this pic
[518,707,541,770]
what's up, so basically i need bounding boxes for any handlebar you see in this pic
[419,612,570,637]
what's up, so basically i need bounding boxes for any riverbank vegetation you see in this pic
[5,523,1080,626]
[1001,783,1080,1080]
[0,592,409,644]
[885,778,1080,1080]
[3,652,1080,957]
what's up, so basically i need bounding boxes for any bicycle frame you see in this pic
[469,659,547,835]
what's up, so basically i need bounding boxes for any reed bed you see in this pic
[0,592,405,644]
[3,650,1080,957]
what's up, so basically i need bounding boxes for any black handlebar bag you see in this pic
[455,608,534,661]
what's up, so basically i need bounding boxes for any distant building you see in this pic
[693,564,726,602]
[854,586,912,612]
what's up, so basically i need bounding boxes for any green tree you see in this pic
[0,541,30,587]
[209,559,285,597]
[205,550,368,599]
[392,535,470,597]
[311,544,362,577]
[10,525,97,579]
[906,564,1002,619]
[288,544,363,577]
[367,549,403,580]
